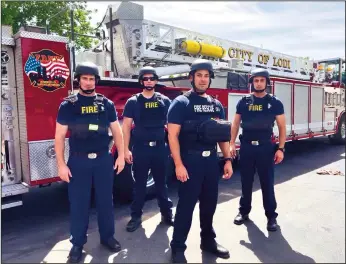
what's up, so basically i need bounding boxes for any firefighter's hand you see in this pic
[223,161,233,179]
[114,157,125,175]
[274,150,284,164]
[176,164,189,182]
[58,164,72,183]
[125,149,133,164]
[230,142,237,158]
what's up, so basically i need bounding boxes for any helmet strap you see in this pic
[80,87,95,94]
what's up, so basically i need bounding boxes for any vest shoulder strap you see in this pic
[95,93,105,104]
[64,94,78,104]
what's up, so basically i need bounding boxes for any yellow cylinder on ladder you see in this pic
[181,40,226,59]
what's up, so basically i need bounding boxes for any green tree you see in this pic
[1,1,99,50]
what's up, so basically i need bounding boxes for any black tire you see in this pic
[328,114,346,145]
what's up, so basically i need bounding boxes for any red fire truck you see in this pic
[1,2,345,209]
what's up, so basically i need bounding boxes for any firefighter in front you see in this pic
[55,62,125,263]
[167,59,233,263]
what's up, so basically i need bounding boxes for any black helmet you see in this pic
[189,59,214,78]
[138,66,158,80]
[249,68,270,85]
[75,62,100,79]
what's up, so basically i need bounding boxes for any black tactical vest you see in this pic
[180,91,230,147]
[135,92,166,128]
[240,94,275,132]
[65,93,109,142]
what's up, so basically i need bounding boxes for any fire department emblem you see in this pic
[24,49,70,92]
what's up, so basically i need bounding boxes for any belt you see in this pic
[139,140,165,147]
[183,149,217,157]
[240,138,272,146]
[70,151,109,159]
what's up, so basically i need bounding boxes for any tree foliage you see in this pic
[1,1,99,50]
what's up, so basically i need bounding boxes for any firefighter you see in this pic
[230,68,286,232]
[55,62,125,263]
[167,59,233,263]
[122,66,174,232]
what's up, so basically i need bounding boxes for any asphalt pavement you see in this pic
[1,137,345,263]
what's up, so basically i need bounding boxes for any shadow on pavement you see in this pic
[240,220,316,263]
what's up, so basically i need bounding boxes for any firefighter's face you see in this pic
[80,74,96,89]
[253,76,266,90]
[142,73,158,88]
[190,69,210,91]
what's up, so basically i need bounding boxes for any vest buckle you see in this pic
[88,153,97,159]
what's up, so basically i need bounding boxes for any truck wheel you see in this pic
[328,114,345,145]
[112,151,156,203]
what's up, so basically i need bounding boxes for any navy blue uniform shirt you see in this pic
[236,94,284,140]
[57,93,117,152]
[123,92,171,142]
[167,91,225,151]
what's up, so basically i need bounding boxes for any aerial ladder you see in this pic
[75,1,317,87]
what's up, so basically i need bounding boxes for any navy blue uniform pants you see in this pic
[130,142,173,219]
[67,152,115,247]
[238,141,278,219]
[170,150,219,252]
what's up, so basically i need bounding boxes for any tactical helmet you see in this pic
[189,59,214,78]
[249,68,270,85]
[74,62,100,79]
[138,66,159,80]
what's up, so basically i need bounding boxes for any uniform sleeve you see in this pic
[122,97,136,119]
[167,98,186,125]
[236,99,243,115]
[217,101,226,119]
[107,100,118,122]
[56,101,70,125]
[273,99,284,115]
[164,97,172,114]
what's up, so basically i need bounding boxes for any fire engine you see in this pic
[1,2,345,209]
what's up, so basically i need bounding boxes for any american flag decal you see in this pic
[24,49,70,92]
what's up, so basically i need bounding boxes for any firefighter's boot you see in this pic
[267,218,278,232]
[200,240,230,259]
[126,217,142,232]
[68,245,83,263]
[233,213,249,225]
[171,250,187,263]
[101,237,122,252]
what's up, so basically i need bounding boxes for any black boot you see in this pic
[161,214,174,226]
[68,245,83,263]
[267,218,277,232]
[200,240,230,259]
[171,249,187,263]
[126,217,142,232]
[101,237,121,252]
[233,213,249,225]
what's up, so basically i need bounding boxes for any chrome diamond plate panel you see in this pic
[14,31,69,43]
[2,183,29,198]
[1,37,15,46]
[28,139,69,181]
[2,25,13,38]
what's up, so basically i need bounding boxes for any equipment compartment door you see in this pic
[310,86,324,133]
[293,84,309,136]
[273,82,293,138]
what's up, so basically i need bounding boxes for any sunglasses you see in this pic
[142,77,157,81]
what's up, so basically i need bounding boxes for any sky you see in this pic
[86,1,345,61]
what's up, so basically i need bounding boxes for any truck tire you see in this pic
[112,150,156,203]
[328,114,346,145]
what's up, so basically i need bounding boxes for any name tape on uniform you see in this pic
[89,124,99,131]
